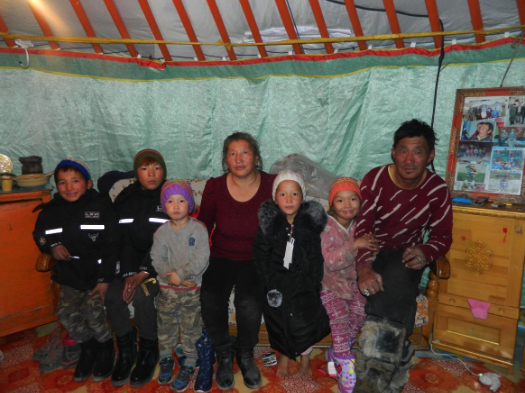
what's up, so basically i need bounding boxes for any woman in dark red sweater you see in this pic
[198,132,276,391]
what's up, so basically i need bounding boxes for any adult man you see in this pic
[354,119,453,392]
[469,121,494,142]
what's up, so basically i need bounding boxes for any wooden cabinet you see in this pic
[432,205,525,372]
[0,188,58,337]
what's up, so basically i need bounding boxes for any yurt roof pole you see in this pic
[103,0,138,57]
[172,0,205,61]
[207,0,237,61]
[239,0,268,58]
[138,0,172,61]
[27,0,59,49]
[69,0,103,54]
[309,0,334,54]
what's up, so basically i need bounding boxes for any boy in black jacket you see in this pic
[104,149,168,387]
[33,158,120,382]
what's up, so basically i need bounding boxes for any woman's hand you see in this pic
[51,245,71,261]
[165,271,182,286]
[122,272,149,303]
[180,280,198,288]
[402,246,427,270]
[357,267,384,297]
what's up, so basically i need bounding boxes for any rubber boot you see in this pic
[215,346,234,391]
[236,351,262,389]
[194,329,215,393]
[129,337,159,388]
[92,338,115,382]
[111,328,137,386]
[333,352,357,393]
[74,338,98,382]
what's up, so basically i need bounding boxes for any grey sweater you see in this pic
[151,217,210,287]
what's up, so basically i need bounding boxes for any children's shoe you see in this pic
[325,345,335,363]
[171,365,195,392]
[38,341,64,373]
[33,327,61,362]
[158,357,175,385]
[333,353,356,393]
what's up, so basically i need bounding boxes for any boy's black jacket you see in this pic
[113,180,168,278]
[33,188,120,291]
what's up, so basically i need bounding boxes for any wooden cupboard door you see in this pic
[0,198,56,336]
[434,303,516,364]
[444,212,525,308]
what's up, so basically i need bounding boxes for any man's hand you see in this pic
[357,267,384,297]
[402,246,427,270]
[180,280,198,288]
[122,272,149,303]
[89,282,110,303]
[51,245,71,261]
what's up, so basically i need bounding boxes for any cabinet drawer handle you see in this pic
[448,298,456,304]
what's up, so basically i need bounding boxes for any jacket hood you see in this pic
[258,199,327,240]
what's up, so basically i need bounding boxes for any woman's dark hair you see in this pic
[222,132,263,172]
[393,119,437,152]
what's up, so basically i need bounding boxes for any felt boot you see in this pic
[215,346,234,391]
[92,338,115,382]
[129,337,159,387]
[111,328,137,386]
[236,351,262,389]
[194,329,215,393]
[354,316,405,393]
[74,338,98,382]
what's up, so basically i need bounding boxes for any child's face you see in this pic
[56,169,92,202]
[137,161,164,190]
[275,180,303,223]
[164,194,190,222]
[331,190,360,227]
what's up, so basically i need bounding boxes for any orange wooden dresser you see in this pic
[0,188,58,337]
[432,204,525,372]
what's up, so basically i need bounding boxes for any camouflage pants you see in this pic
[157,287,202,358]
[58,285,112,344]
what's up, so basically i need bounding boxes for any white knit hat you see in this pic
[272,170,306,201]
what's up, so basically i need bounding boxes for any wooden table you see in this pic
[0,187,58,337]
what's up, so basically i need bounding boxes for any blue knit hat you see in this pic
[55,158,91,181]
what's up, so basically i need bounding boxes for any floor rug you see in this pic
[2,325,525,392]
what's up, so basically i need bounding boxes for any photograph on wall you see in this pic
[447,87,525,202]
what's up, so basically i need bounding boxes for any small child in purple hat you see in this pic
[150,180,210,392]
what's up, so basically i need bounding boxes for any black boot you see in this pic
[73,338,98,382]
[92,338,115,382]
[129,337,159,388]
[111,328,137,386]
[215,347,234,391]
[236,351,262,389]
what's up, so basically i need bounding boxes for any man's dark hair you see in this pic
[221,132,263,172]
[478,121,494,132]
[393,119,437,152]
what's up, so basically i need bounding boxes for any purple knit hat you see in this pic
[160,180,195,214]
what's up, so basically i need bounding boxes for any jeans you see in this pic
[200,257,264,353]
[364,249,424,339]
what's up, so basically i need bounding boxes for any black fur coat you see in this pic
[253,200,330,359]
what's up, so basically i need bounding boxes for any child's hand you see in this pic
[165,271,182,286]
[353,232,379,253]
[51,245,71,261]
[180,280,198,288]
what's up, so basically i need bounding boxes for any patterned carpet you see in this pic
[1,323,525,393]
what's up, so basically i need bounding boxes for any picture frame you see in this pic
[446,86,525,202]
